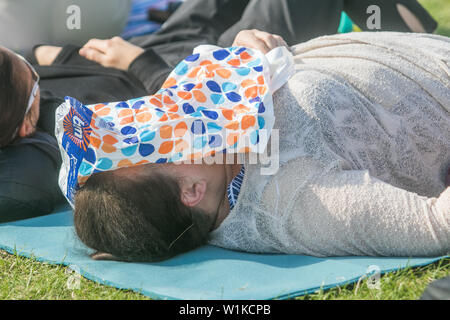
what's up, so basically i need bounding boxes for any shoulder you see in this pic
[0,131,64,223]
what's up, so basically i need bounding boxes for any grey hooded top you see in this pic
[208,32,450,257]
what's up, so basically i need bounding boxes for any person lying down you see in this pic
[62,31,450,262]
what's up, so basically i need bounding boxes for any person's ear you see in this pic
[18,96,40,138]
[90,252,119,261]
[180,180,207,208]
[18,117,33,138]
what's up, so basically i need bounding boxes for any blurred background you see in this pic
[420,0,450,35]
[0,0,448,53]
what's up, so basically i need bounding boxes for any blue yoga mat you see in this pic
[0,206,446,300]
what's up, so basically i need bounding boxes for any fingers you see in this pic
[256,31,289,51]
[233,29,289,54]
[273,34,289,48]
[82,38,111,54]
[79,47,105,64]
[233,30,270,53]
[79,37,119,65]
[247,32,271,53]
[79,38,111,64]
[255,30,279,51]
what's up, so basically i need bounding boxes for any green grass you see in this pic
[0,249,449,300]
[1,0,449,300]
[420,0,450,36]
[0,250,148,300]
[297,258,450,300]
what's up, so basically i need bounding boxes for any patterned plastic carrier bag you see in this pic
[56,45,294,206]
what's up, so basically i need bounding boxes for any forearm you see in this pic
[34,46,62,66]
[127,49,172,95]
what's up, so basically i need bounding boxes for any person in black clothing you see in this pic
[0,0,437,222]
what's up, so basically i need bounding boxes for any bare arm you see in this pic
[35,46,62,65]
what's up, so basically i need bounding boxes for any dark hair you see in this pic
[73,167,214,262]
[0,50,29,147]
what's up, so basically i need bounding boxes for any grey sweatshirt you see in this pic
[208,32,450,257]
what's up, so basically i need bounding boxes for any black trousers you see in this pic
[130,0,436,67]
[130,0,343,67]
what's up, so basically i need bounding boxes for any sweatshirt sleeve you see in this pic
[285,169,450,257]
[128,49,173,95]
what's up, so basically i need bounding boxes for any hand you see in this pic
[79,36,144,71]
[232,29,289,54]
